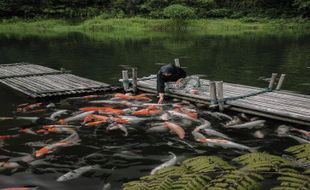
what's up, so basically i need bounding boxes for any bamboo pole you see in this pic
[209,81,217,107]
[174,58,180,67]
[268,73,278,89]
[275,74,286,91]
[216,81,224,111]
[122,70,129,92]
[132,68,138,94]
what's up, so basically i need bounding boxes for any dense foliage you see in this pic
[0,0,309,18]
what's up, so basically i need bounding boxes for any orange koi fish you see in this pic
[84,120,107,126]
[164,122,185,139]
[80,107,124,114]
[132,106,163,116]
[113,93,152,101]
[173,107,198,120]
[16,103,42,112]
[0,135,16,139]
[83,114,109,123]
[82,95,101,99]
[19,128,37,135]
[0,188,37,190]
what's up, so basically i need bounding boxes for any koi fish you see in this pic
[58,111,95,124]
[225,120,266,129]
[45,127,75,134]
[42,125,79,129]
[290,128,310,139]
[19,128,37,135]
[146,126,169,133]
[0,187,38,190]
[111,116,148,124]
[57,165,100,182]
[50,110,68,120]
[85,120,108,127]
[202,128,231,140]
[83,114,109,123]
[150,152,177,175]
[168,110,199,122]
[35,132,80,157]
[15,117,40,123]
[89,100,136,107]
[132,106,163,116]
[286,134,310,144]
[107,123,128,136]
[173,107,198,120]
[0,161,20,171]
[0,135,17,139]
[203,111,233,120]
[79,107,124,114]
[196,138,257,152]
[164,122,185,139]
[16,103,42,112]
[224,116,242,127]
[193,119,211,132]
[192,131,207,140]
[113,93,152,101]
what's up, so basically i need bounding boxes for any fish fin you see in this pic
[249,147,261,152]
[206,142,215,147]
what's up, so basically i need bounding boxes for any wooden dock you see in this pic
[136,75,310,126]
[0,63,113,98]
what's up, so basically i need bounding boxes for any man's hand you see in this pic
[176,78,184,87]
[158,93,164,104]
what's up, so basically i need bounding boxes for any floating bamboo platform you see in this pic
[136,75,310,126]
[0,63,112,98]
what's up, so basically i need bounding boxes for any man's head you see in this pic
[160,64,174,77]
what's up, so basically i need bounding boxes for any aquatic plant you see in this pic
[182,156,235,173]
[233,152,291,172]
[205,170,263,190]
[122,147,310,190]
[285,144,310,163]
[271,168,310,190]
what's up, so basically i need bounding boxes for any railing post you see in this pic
[122,70,129,92]
[132,67,138,94]
[276,74,286,91]
[216,81,224,112]
[209,81,217,108]
[268,73,278,89]
[174,58,180,67]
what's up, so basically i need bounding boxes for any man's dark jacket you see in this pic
[157,64,186,93]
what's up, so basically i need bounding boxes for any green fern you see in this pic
[271,169,310,190]
[234,152,291,172]
[205,170,262,190]
[182,156,235,173]
[172,173,211,190]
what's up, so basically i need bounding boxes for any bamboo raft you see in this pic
[0,63,112,98]
[135,75,310,127]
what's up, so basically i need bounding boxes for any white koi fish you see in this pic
[57,165,100,182]
[150,152,177,175]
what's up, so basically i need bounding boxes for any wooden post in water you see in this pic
[268,73,278,89]
[216,81,224,112]
[276,74,286,91]
[132,68,138,94]
[174,58,180,67]
[209,81,217,108]
[122,70,129,92]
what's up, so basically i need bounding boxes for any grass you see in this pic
[0,17,309,40]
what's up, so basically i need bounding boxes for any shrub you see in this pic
[205,8,232,18]
[163,4,195,19]
[294,0,310,17]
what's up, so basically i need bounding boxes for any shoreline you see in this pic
[0,18,309,40]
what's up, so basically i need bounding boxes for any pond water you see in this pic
[0,32,309,190]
